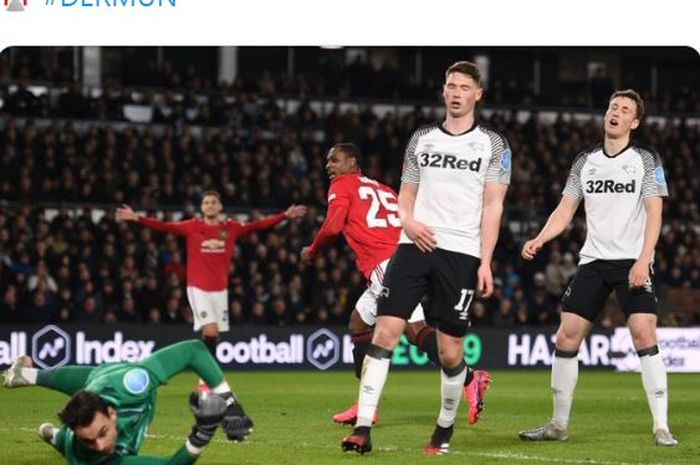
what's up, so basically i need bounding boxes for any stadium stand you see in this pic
[0,47,698,328]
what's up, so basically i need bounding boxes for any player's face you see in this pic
[443,72,483,119]
[74,408,118,455]
[201,195,223,219]
[604,96,640,139]
[325,149,356,179]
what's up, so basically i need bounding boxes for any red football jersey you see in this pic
[138,213,286,291]
[307,173,401,278]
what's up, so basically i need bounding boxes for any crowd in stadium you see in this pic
[3,50,700,119]
[1,98,698,327]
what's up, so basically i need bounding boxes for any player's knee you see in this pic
[436,340,463,367]
[555,327,583,350]
[405,320,427,343]
[202,326,219,337]
[438,349,463,369]
[630,332,657,351]
[372,326,401,350]
[202,335,219,357]
[348,310,371,334]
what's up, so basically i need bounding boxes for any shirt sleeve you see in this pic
[640,148,669,198]
[138,217,193,236]
[400,130,422,185]
[306,184,351,258]
[562,152,588,199]
[485,130,512,185]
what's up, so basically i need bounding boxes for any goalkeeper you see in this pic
[2,339,253,464]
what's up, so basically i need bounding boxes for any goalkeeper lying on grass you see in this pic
[2,339,253,465]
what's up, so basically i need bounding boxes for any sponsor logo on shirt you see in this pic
[466,142,485,153]
[500,148,512,171]
[123,368,150,395]
[201,238,226,252]
[419,153,482,172]
[585,179,636,194]
[622,165,636,175]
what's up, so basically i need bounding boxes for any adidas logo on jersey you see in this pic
[585,179,636,194]
[419,153,482,172]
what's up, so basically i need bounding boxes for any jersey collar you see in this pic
[439,120,478,137]
[602,140,632,158]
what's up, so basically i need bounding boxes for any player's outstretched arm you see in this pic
[398,182,436,253]
[239,204,307,235]
[301,202,349,264]
[284,204,308,219]
[522,195,581,260]
[109,392,230,465]
[117,205,191,235]
[117,204,139,222]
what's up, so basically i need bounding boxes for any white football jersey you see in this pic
[400,122,512,257]
[563,143,668,264]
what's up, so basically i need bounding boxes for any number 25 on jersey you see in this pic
[358,184,401,228]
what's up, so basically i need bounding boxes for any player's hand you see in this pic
[188,392,227,448]
[477,264,494,298]
[521,238,544,260]
[285,204,307,219]
[629,258,651,289]
[300,246,312,265]
[117,204,139,222]
[403,219,437,253]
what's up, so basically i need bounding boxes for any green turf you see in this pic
[2,370,698,465]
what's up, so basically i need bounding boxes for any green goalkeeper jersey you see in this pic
[55,363,160,465]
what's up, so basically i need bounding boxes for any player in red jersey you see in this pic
[301,143,490,427]
[117,192,306,377]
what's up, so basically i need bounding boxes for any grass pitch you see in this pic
[2,370,698,465]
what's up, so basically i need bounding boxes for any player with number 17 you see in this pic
[301,143,491,431]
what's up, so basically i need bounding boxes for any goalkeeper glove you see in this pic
[188,391,227,448]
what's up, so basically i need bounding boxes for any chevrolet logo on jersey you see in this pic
[585,179,636,194]
[419,153,482,172]
[201,238,226,250]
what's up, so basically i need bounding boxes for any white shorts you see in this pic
[186,286,229,332]
[355,259,425,326]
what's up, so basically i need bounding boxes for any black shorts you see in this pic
[562,259,660,322]
[377,244,481,337]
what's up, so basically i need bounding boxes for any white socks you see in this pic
[638,346,669,432]
[356,345,392,428]
[437,363,467,428]
[551,351,579,430]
